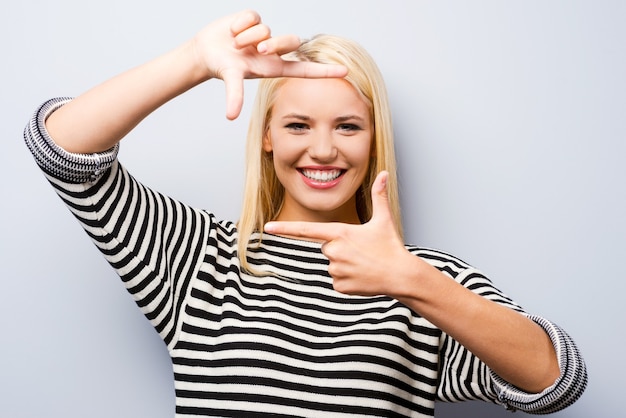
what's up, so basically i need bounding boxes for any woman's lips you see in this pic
[298,168,345,189]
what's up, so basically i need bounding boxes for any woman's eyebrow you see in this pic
[281,113,311,121]
[280,114,366,122]
[335,115,365,123]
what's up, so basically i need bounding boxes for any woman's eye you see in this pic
[337,123,362,132]
[285,123,309,132]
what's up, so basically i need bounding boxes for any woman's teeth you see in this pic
[301,169,342,182]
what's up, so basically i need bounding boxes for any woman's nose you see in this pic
[308,131,338,162]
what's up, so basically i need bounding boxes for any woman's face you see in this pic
[264,78,373,224]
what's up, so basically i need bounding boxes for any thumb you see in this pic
[370,170,391,221]
[222,70,244,120]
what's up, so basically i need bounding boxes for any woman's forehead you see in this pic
[272,78,371,119]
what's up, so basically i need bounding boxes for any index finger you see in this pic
[264,221,340,242]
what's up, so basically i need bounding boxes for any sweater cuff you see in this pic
[24,97,119,183]
[490,314,587,414]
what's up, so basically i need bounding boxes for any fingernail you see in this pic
[257,42,268,54]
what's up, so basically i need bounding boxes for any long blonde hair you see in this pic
[237,35,402,274]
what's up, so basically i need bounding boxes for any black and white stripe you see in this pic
[24,98,119,183]
[25,99,587,416]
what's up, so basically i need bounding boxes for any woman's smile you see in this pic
[298,167,345,188]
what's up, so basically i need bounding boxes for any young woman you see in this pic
[25,9,586,417]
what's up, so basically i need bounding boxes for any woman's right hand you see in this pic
[45,10,346,154]
[193,10,347,119]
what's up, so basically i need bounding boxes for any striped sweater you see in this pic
[25,98,587,417]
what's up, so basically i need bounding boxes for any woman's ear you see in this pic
[262,131,273,152]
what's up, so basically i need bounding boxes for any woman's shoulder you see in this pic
[405,245,474,271]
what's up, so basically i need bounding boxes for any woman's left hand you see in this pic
[264,171,416,297]
[266,171,562,393]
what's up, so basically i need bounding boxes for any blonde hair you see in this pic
[237,35,402,274]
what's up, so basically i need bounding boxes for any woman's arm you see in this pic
[45,40,205,154]
[265,171,585,403]
[45,10,346,154]
[395,255,560,393]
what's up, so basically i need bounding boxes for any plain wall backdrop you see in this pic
[2,0,623,416]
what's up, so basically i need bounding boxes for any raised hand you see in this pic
[264,171,417,297]
[193,10,348,120]
[45,9,348,154]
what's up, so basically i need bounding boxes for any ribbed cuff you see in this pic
[24,97,119,183]
[491,314,587,414]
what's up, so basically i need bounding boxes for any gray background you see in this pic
[2,0,623,416]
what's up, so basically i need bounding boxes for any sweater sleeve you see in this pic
[490,314,588,414]
[24,98,211,350]
[423,251,587,414]
[24,98,119,183]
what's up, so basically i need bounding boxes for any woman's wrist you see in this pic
[387,253,436,303]
[183,38,215,85]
